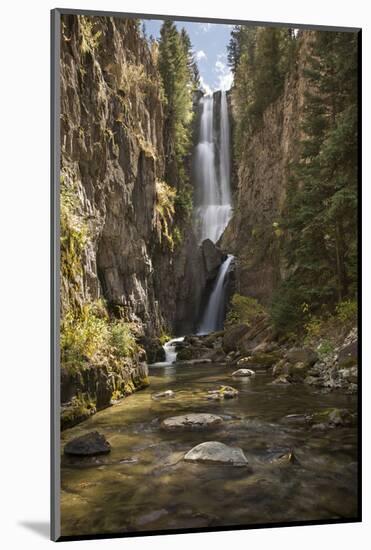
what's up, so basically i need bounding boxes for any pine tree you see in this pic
[271,31,358,331]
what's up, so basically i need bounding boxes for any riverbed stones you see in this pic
[161,413,223,431]
[232,368,255,377]
[64,431,111,456]
[184,441,248,466]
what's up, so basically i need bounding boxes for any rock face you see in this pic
[64,431,111,456]
[60,362,149,430]
[59,15,211,426]
[161,413,223,431]
[184,441,248,466]
[60,15,206,346]
[220,32,315,304]
[201,239,226,280]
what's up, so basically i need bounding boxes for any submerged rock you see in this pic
[177,358,212,365]
[64,431,111,456]
[272,374,291,385]
[207,385,239,399]
[152,390,175,400]
[161,413,223,431]
[232,368,255,377]
[271,450,299,465]
[310,408,356,428]
[184,441,248,466]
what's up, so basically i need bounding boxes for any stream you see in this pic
[61,361,358,537]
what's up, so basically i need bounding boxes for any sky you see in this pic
[142,19,234,93]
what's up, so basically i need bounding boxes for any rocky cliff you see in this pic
[59,15,207,426]
[221,31,314,305]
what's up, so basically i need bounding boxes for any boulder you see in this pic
[223,324,250,353]
[201,239,226,280]
[288,361,311,381]
[272,359,290,377]
[286,347,318,366]
[161,413,223,431]
[248,351,282,368]
[184,441,248,466]
[232,368,255,377]
[338,341,358,368]
[64,431,111,456]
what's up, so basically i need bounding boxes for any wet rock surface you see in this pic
[64,431,111,456]
[184,441,249,466]
[232,368,255,377]
[161,413,224,431]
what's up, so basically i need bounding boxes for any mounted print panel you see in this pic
[51,8,361,541]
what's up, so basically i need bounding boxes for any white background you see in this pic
[0,0,368,547]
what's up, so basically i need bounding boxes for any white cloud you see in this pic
[195,50,207,62]
[199,75,213,96]
[215,60,226,72]
[214,55,234,91]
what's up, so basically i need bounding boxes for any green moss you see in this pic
[61,394,96,431]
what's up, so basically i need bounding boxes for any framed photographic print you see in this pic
[51,7,361,541]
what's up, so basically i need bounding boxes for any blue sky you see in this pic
[142,19,234,93]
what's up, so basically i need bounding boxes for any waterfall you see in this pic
[194,91,232,244]
[163,337,184,363]
[198,255,234,335]
[150,336,185,366]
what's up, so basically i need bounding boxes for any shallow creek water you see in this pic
[61,362,358,537]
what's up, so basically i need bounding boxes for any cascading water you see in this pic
[194,91,232,244]
[151,337,185,366]
[198,255,234,335]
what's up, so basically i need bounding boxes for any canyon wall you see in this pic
[221,31,314,305]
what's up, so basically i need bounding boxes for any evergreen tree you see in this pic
[271,32,358,331]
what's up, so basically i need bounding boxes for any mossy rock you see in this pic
[177,347,194,361]
[288,361,311,381]
[249,351,282,367]
[311,408,356,427]
[61,395,97,430]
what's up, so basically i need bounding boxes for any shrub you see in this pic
[154,179,177,248]
[61,303,110,364]
[61,300,138,366]
[335,299,357,325]
[79,16,102,55]
[110,322,138,357]
[60,175,89,283]
[226,293,265,326]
